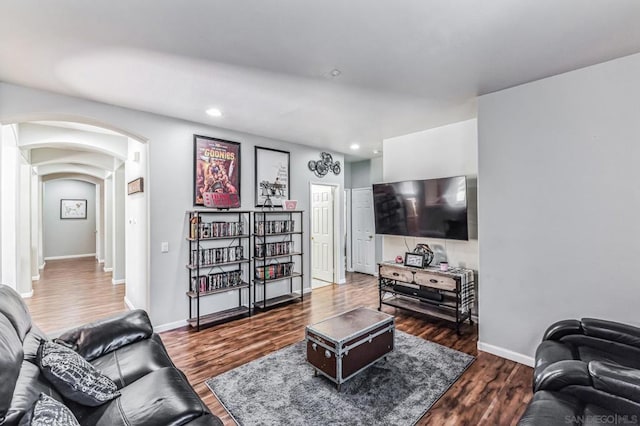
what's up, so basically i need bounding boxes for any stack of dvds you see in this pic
[198,221,245,238]
[191,270,244,293]
[254,241,293,258]
[191,245,244,266]
[254,262,294,280]
[254,220,295,236]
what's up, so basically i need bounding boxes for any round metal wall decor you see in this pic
[308,152,341,178]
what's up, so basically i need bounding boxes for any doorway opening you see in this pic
[1,118,149,334]
[310,183,338,289]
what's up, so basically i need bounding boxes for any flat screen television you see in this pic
[373,176,468,240]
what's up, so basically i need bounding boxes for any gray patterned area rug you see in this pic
[205,331,474,426]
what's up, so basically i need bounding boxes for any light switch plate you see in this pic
[161,242,169,253]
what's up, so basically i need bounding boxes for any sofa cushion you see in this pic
[0,315,24,422]
[37,342,120,407]
[3,361,64,426]
[18,393,79,426]
[0,286,32,341]
[73,367,211,426]
[55,310,153,362]
[90,334,175,388]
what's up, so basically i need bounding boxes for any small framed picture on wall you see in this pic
[60,199,87,219]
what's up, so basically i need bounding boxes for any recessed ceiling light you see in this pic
[350,144,360,150]
[330,69,341,77]
[206,108,222,117]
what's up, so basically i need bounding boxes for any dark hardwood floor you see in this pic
[26,260,532,425]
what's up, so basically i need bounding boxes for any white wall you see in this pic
[103,176,113,271]
[0,83,345,327]
[43,179,96,258]
[477,52,640,365]
[30,171,39,280]
[125,139,148,310]
[112,165,126,284]
[1,124,19,290]
[382,119,478,269]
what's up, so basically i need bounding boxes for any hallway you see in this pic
[24,257,127,335]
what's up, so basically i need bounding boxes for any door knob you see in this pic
[368,235,373,239]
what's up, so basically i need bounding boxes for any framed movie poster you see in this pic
[193,135,241,208]
[255,146,290,207]
[60,199,87,219]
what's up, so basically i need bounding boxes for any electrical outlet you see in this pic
[161,242,169,253]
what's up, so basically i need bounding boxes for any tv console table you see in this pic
[377,261,475,334]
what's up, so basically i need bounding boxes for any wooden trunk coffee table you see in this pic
[305,307,395,391]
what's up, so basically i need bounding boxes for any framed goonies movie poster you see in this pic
[193,135,241,208]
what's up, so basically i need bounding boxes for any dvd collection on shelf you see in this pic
[191,270,244,293]
[191,245,244,266]
[254,241,294,258]
[254,220,295,236]
[255,262,294,280]
[190,219,245,239]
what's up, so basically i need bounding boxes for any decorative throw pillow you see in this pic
[37,341,120,406]
[19,393,80,426]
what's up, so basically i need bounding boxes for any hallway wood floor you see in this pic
[25,257,127,334]
[25,260,533,425]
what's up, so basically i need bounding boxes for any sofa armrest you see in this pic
[55,310,153,361]
[542,319,583,341]
[590,361,640,403]
[581,318,640,349]
[534,360,592,392]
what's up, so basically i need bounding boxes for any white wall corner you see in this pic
[154,319,188,333]
[123,296,135,311]
[477,341,534,367]
[112,278,126,285]
[20,290,34,298]
[103,266,113,272]
[31,274,40,281]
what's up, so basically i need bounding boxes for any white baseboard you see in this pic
[338,278,346,284]
[103,267,113,272]
[155,319,188,333]
[477,341,534,367]
[39,262,46,270]
[32,274,40,281]
[44,253,96,261]
[123,296,135,311]
[293,288,313,295]
[112,278,126,285]
[97,258,105,264]
[20,290,34,298]
[346,267,354,272]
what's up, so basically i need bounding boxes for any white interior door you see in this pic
[311,185,334,283]
[352,188,375,275]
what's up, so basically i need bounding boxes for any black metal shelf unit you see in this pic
[252,210,304,311]
[186,210,252,331]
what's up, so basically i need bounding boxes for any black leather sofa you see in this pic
[0,284,222,425]
[519,318,640,425]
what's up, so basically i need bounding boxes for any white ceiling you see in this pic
[2,1,640,160]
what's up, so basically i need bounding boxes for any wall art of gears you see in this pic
[308,152,341,178]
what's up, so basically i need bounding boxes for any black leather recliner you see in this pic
[519,318,640,425]
[519,361,640,425]
[0,284,222,425]
[534,318,640,392]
